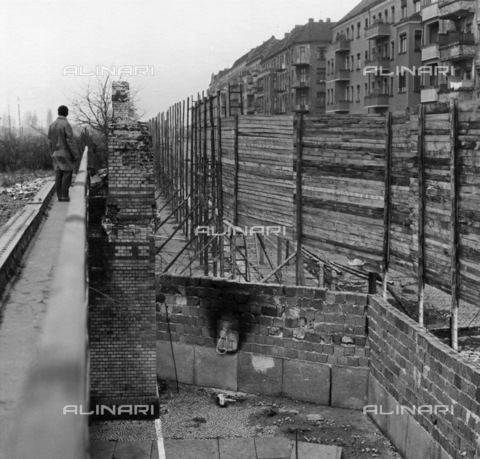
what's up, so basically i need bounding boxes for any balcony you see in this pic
[294,104,310,112]
[421,87,439,103]
[327,100,350,112]
[292,47,311,66]
[422,1,439,21]
[364,93,390,108]
[439,32,476,61]
[439,0,475,19]
[365,21,391,40]
[447,78,475,90]
[292,76,311,88]
[330,39,350,53]
[421,43,440,61]
[364,57,392,74]
[332,69,350,81]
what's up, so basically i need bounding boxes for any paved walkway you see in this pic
[91,437,342,459]
[0,194,68,456]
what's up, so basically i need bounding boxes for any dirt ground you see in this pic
[158,382,401,459]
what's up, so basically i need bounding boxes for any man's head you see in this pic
[58,105,69,117]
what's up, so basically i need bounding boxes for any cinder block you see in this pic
[238,353,282,395]
[156,341,194,385]
[331,366,369,410]
[282,360,330,405]
[195,346,238,391]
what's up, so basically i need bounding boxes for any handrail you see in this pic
[9,147,90,459]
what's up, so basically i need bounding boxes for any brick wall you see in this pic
[88,81,158,418]
[156,274,369,408]
[368,296,480,459]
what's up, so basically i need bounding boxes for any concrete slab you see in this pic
[282,360,330,405]
[195,346,238,391]
[157,341,195,385]
[289,441,342,459]
[331,366,369,410]
[385,392,408,458]
[366,374,389,434]
[164,439,220,459]
[90,441,116,459]
[219,438,256,459]
[255,436,293,459]
[238,353,282,395]
[113,441,153,459]
[405,415,438,459]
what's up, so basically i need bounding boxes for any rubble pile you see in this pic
[0,178,47,201]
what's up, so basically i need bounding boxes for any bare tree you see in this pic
[69,74,144,140]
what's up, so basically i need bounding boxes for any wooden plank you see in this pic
[450,99,459,350]
[295,114,305,286]
[418,104,426,327]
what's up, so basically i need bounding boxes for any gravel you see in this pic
[89,420,157,442]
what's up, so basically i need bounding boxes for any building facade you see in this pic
[208,18,334,115]
[420,0,479,104]
[326,0,423,114]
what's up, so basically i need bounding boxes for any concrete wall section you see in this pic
[156,274,369,409]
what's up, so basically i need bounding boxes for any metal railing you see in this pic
[10,147,90,459]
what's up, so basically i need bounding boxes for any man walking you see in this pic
[47,105,78,201]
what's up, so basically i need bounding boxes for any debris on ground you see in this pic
[159,382,401,458]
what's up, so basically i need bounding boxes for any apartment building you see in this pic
[208,18,334,115]
[326,0,423,114]
[420,0,479,103]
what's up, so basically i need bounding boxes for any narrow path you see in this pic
[0,198,68,456]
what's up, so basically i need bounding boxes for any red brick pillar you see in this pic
[89,81,158,419]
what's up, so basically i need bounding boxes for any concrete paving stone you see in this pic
[282,360,330,405]
[331,366,369,410]
[195,346,238,391]
[90,440,116,459]
[289,441,342,459]
[157,341,195,385]
[219,438,256,459]
[113,441,153,459]
[238,352,282,395]
[255,437,293,459]
[164,439,220,459]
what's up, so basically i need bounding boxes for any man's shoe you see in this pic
[59,197,70,202]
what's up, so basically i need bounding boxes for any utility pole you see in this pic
[17,97,22,137]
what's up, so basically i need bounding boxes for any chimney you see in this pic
[309,18,314,22]
[284,33,289,38]
[319,19,324,23]
[326,18,331,22]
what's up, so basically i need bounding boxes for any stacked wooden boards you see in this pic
[300,115,387,268]
[220,115,295,236]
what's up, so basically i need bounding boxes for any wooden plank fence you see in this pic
[150,96,480,344]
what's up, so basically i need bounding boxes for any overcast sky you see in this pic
[0,0,359,126]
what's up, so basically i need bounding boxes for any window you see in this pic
[365,83,368,96]
[391,41,395,59]
[351,55,354,71]
[317,68,326,82]
[317,47,325,60]
[391,6,395,21]
[300,46,306,60]
[414,75,421,92]
[385,9,388,23]
[299,92,307,106]
[414,0,421,13]
[401,4,407,19]
[357,22,361,38]
[414,30,422,51]
[357,53,361,69]
[398,73,406,93]
[365,50,369,62]
[356,85,361,102]
[350,85,354,102]
[365,18,368,29]
[317,92,325,107]
[399,33,407,53]
[300,67,307,83]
